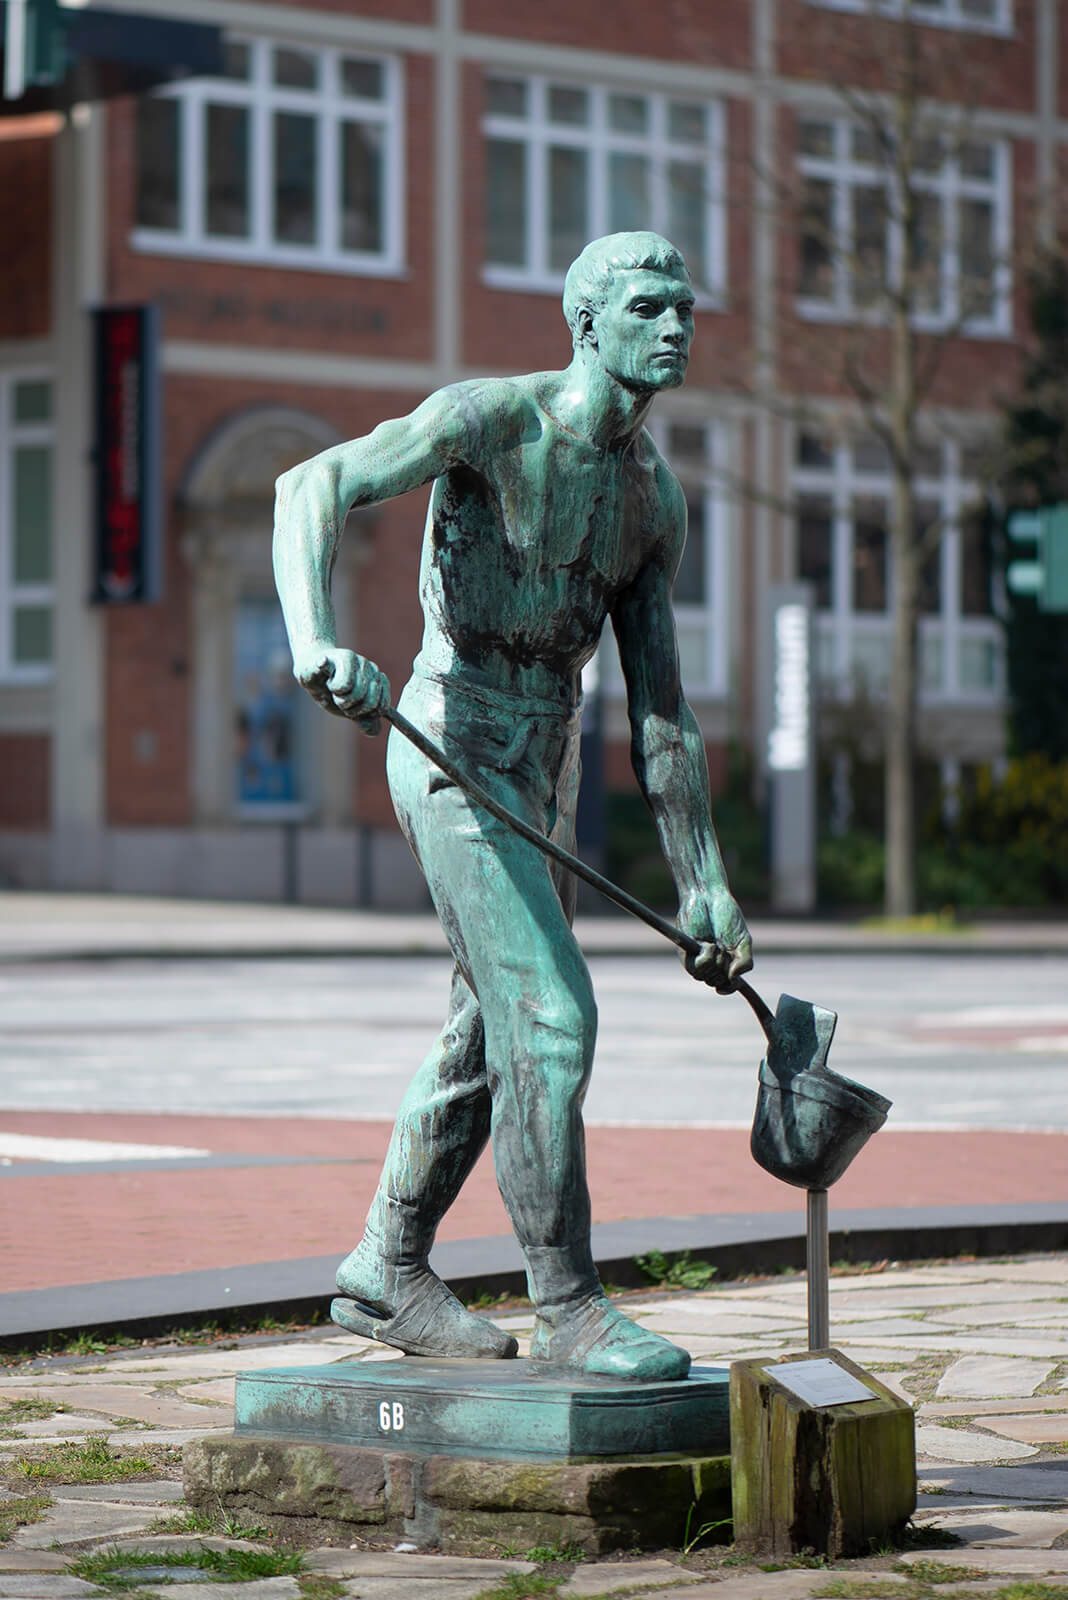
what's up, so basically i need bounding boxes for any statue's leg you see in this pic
[388,717,689,1381]
[333,968,517,1357]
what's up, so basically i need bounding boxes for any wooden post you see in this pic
[730,1349,915,1559]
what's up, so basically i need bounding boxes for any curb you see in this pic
[3,1202,1067,1352]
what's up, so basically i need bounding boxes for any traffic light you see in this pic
[3,0,67,101]
[1005,503,1068,613]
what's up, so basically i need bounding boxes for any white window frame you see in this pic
[131,37,406,276]
[483,76,727,306]
[805,0,1012,34]
[793,429,1004,706]
[796,115,1012,336]
[0,370,54,686]
[601,419,730,701]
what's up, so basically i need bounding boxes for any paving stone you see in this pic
[915,1424,1038,1463]
[639,1313,807,1336]
[304,1549,533,1579]
[826,1318,959,1337]
[901,1539,1068,1568]
[0,1578,102,1598]
[974,1261,1068,1285]
[917,1460,1068,1501]
[937,1301,1068,1328]
[642,1572,868,1599]
[12,1498,164,1547]
[0,1414,113,1440]
[53,1479,184,1503]
[181,1379,236,1407]
[830,1284,1061,1309]
[937,1356,1056,1399]
[7,1384,229,1428]
[113,1582,300,1600]
[924,1397,1068,1417]
[558,1558,707,1595]
[917,1509,1068,1547]
[312,1582,509,1600]
[982,1414,1068,1445]
[0,1553,68,1573]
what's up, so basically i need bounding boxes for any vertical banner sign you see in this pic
[92,304,161,603]
[764,583,816,912]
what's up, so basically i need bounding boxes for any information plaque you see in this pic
[772,1358,877,1408]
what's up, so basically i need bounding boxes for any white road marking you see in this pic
[0,1134,210,1163]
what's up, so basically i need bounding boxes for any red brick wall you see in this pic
[0,124,54,339]
[106,54,436,365]
[0,734,50,827]
[779,0,1036,114]
[461,0,752,69]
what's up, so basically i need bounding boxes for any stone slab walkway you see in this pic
[2,1254,1068,1598]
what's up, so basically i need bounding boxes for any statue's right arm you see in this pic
[272,386,484,727]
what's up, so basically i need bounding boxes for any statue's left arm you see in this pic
[610,493,753,992]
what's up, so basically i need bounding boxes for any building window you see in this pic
[483,76,726,301]
[794,427,1003,702]
[796,116,1011,333]
[0,375,54,683]
[133,38,403,274]
[601,420,729,699]
[804,0,1011,32]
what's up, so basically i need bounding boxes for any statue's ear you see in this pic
[575,306,597,347]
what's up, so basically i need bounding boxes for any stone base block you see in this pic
[183,1436,731,1556]
[730,1348,916,1560]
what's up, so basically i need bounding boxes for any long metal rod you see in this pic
[807,1187,830,1350]
[383,704,777,1042]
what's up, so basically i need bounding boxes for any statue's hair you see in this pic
[562,232,691,344]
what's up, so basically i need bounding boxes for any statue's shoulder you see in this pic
[634,429,685,511]
[433,375,543,449]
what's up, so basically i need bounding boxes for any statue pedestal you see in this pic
[234,1356,728,1459]
[184,1358,732,1555]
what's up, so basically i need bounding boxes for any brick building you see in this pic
[1,0,1060,905]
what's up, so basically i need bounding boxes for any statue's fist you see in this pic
[294,647,391,733]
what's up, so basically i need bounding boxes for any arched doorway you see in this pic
[179,406,364,899]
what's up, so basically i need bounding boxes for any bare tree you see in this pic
[733,1,1021,915]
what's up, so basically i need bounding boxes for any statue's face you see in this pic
[590,269,695,391]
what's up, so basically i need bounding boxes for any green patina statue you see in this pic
[273,231,753,1383]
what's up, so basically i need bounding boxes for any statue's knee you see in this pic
[533,989,597,1081]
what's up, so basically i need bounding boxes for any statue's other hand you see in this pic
[678,890,753,995]
[294,647,391,734]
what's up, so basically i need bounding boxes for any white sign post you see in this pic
[764,585,816,912]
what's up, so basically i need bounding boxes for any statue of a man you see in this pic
[273,231,753,1383]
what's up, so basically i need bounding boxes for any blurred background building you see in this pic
[0,0,1061,908]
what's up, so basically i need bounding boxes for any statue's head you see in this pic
[563,232,694,391]
[563,232,691,342]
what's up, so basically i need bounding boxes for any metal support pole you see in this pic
[807,1187,830,1350]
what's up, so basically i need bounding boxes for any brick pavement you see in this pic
[2,1108,1067,1294]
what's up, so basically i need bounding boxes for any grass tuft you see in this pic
[634,1249,718,1291]
[0,1492,53,1543]
[71,1543,304,1591]
[11,1434,179,1485]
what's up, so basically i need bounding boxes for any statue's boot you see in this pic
[525,1247,690,1382]
[332,1205,517,1360]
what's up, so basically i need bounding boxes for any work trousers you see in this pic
[362,668,600,1304]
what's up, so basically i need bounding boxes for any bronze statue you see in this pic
[273,232,753,1381]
